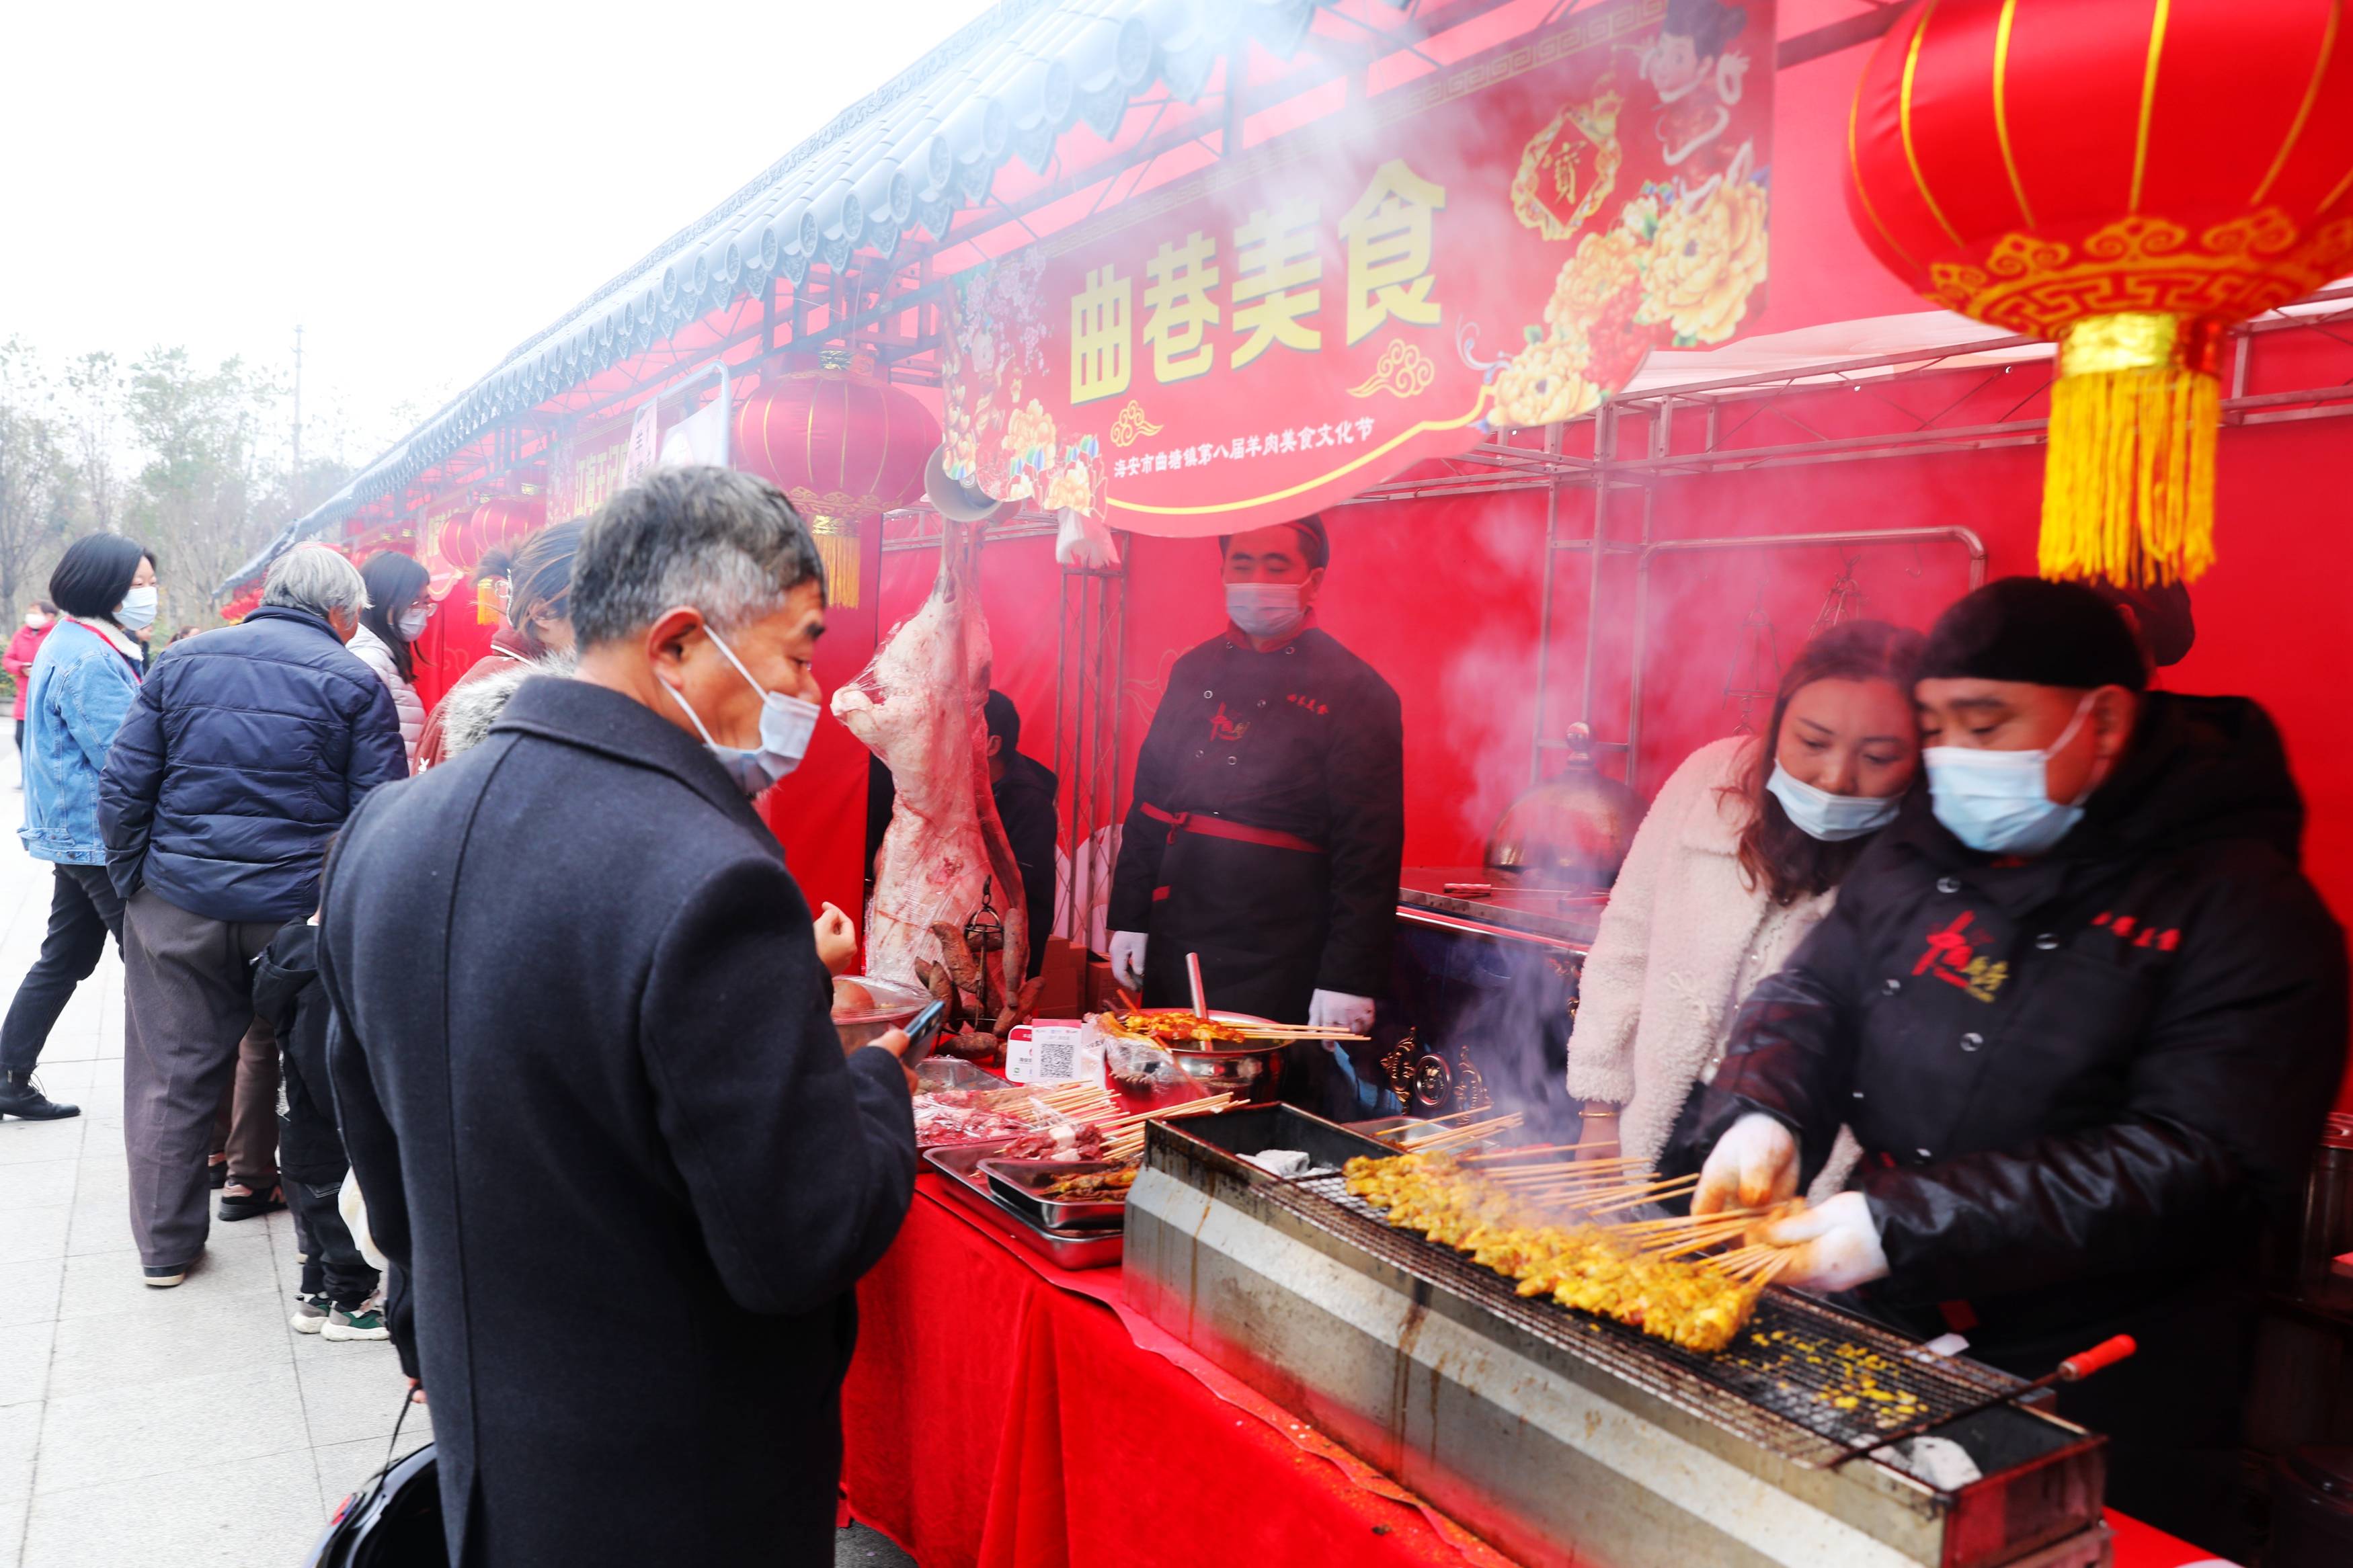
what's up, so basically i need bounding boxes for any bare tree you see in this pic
[0,342,75,618]
[62,352,124,534]
[125,348,280,636]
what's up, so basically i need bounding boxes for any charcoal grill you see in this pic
[1123,1106,2110,1568]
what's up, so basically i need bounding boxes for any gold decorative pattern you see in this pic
[1992,0,2037,226]
[1899,0,1964,247]
[1106,399,1164,447]
[1347,340,1438,399]
[1849,71,1919,270]
[1510,90,1624,241]
[2128,0,2173,213]
[1921,208,2353,339]
[804,514,861,609]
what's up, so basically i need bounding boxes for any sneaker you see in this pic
[207,1157,228,1190]
[218,1182,285,1222]
[0,1069,78,1120]
[290,1294,328,1334]
[142,1263,189,1288]
[321,1304,391,1342]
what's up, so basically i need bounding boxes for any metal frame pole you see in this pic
[1578,406,1616,732]
[1528,421,1563,786]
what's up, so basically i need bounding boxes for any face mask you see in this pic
[1925,694,2099,857]
[1226,581,1306,641]
[1765,764,1901,842]
[396,606,431,641]
[24,612,46,629]
[115,586,159,631]
[662,624,820,797]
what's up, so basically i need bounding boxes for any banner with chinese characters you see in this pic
[543,413,637,530]
[941,0,1773,536]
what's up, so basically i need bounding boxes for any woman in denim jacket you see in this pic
[0,535,157,1119]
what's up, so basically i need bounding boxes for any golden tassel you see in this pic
[807,516,861,608]
[2038,312,2219,588]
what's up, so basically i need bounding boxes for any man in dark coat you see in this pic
[99,543,405,1284]
[321,467,917,1568]
[1671,577,2346,1558]
[1107,516,1404,1116]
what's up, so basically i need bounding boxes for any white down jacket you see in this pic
[1565,735,1861,1201]
[347,625,424,772]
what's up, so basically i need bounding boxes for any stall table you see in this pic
[840,1178,2221,1568]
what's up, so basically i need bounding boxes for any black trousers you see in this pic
[284,1161,377,1309]
[0,863,126,1074]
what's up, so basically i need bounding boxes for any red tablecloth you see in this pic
[840,1181,2227,1568]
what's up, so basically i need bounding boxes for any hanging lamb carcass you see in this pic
[832,510,1033,1050]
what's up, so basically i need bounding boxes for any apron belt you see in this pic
[1141,801,1324,901]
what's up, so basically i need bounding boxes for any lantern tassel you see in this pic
[2038,313,2218,588]
[808,518,861,608]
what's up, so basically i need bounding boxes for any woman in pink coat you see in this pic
[6,600,56,764]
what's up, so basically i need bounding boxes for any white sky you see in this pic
[0,0,1001,468]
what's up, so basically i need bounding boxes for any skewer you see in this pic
[1186,953,1209,1020]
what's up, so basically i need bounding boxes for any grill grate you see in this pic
[1266,1173,2022,1467]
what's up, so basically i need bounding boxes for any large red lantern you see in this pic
[1848,0,2353,585]
[732,350,939,607]
[428,495,547,623]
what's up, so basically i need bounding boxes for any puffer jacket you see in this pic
[347,624,424,770]
[1669,693,2347,1347]
[19,618,143,865]
[99,606,407,923]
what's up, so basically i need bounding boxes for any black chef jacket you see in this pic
[1666,694,2347,1559]
[1108,622,1404,1032]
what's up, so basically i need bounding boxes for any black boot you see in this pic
[0,1069,79,1120]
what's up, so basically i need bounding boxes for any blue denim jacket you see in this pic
[21,618,143,865]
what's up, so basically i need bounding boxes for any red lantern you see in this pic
[1848,0,2353,585]
[732,350,939,607]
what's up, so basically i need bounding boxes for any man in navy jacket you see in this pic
[99,544,405,1285]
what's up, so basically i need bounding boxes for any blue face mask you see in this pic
[1925,694,2098,856]
[1226,581,1307,641]
[1764,764,1901,842]
[662,626,820,798]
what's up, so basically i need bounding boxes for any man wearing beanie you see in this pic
[1106,515,1404,1116]
[1669,576,2346,1557]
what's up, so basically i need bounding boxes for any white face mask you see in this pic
[1924,694,2099,857]
[115,585,159,631]
[24,612,47,629]
[1764,763,1902,842]
[662,624,820,798]
[395,606,431,641]
[1226,581,1307,641]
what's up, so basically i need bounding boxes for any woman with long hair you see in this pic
[349,552,433,770]
[413,518,585,770]
[0,535,157,1119]
[1565,619,1925,1192]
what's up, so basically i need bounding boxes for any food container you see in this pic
[830,975,931,1055]
[922,1141,1123,1269]
[915,1057,1000,1094]
[1094,1009,1287,1104]
[981,1158,1131,1229]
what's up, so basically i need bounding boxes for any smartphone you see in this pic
[900,999,949,1067]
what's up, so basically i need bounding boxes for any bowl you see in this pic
[831,975,931,1055]
[1100,1009,1286,1104]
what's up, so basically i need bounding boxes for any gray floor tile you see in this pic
[45,1291,293,1401]
[56,1242,281,1321]
[0,1260,59,1332]
[310,1426,432,1517]
[0,1212,64,1270]
[0,1163,71,1213]
[0,1126,80,1169]
[290,1336,419,1449]
[20,1446,319,1568]
[0,1499,23,1568]
[32,1364,305,1495]
[0,1324,54,1409]
[0,1400,38,1505]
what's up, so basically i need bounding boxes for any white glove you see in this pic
[1757,1191,1888,1292]
[1108,931,1148,991]
[1693,1112,1798,1216]
[1308,989,1376,1043]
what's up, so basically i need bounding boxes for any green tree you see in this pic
[124,348,280,636]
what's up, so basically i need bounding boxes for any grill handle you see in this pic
[1831,1335,2138,1469]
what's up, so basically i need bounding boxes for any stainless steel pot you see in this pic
[2300,1112,2353,1277]
[830,975,930,1055]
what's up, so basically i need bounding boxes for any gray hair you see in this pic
[571,466,824,647]
[261,544,370,620]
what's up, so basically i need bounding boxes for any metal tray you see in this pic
[923,1142,1123,1270]
[981,1157,1131,1229]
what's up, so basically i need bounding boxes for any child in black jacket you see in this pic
[251,917,383,1339]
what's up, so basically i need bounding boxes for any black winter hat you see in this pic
[1919,576,2148,692]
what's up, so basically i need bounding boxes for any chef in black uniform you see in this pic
[1107,515,1404,1114]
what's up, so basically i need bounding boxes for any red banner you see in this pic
[941,0,1775,536]
[543,413,637,530]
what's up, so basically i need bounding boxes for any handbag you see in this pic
[304,1396,447,1567]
